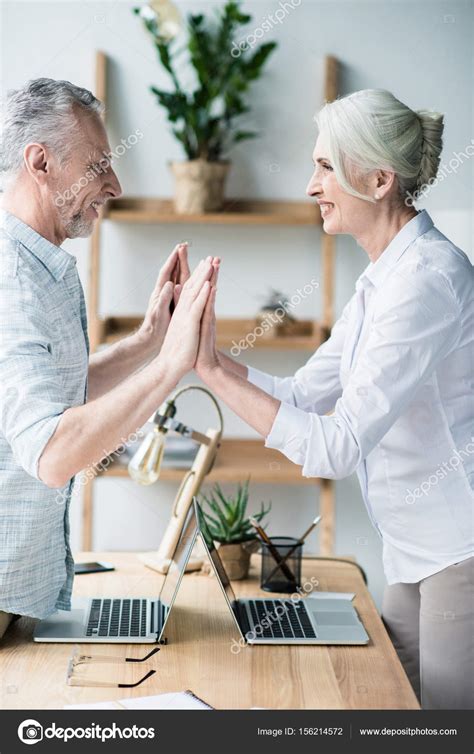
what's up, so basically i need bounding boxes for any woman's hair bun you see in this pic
[415,110,444,190]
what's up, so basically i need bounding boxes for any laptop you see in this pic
[33,505,198,643]
[194,499,369,645]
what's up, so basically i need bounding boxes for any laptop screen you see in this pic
[158,504,198,637]
[193,499,238,609]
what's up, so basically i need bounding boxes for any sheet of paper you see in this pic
[124,691,210,710]
[65,701,118,710]
[65,690,211,710]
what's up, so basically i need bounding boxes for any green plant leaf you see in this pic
[212,483,233,518]
[243,42,278,81]
[206,497,230,532]
[232,130,258,143]
[134,0,278,160]
[197,477,272,543]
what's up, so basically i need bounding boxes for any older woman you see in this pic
[195,90,474,710]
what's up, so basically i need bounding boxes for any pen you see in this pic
[264,516,322,585]
[249,517,296,582]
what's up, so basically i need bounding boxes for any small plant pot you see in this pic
[256,310,312,340]
[255,311,282,340]
[217,540,258,580]
[170,158,230,214]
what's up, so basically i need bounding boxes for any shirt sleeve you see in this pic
[0,273,70,481]
[264,264,462,479]
[247,294,355,414]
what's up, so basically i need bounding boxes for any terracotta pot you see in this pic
[170,158,230,214]
[217,540,258,580]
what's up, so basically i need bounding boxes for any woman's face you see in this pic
[306,131,376,237]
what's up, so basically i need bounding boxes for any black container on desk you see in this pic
[260,536,302,593]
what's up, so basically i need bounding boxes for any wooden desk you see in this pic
[0,553,419,710]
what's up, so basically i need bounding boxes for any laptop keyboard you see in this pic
[86,599,149,637]
[245,599,316,639]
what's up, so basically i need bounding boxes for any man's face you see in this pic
[51,107,122,239]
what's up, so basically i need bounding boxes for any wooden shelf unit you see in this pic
[83,51,339,556]
[99,315,321,352]
[94,439,320,484]
[104,197,322,226]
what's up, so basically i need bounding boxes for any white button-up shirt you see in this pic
[248,210,474,585]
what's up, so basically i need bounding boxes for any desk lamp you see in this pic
[128,385,224,574]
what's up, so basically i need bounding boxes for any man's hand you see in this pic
[195,258,221,378]
[155,257,214,383]
[137,242,191,357]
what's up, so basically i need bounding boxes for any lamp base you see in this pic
[138,552,203,574]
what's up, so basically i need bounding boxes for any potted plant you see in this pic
[134,0,277,213]
[199,480,271,580]
[256,288,294,340]
[256,289,312,339]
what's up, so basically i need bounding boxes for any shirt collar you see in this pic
[357,209,434,291]
[0,209,76,281]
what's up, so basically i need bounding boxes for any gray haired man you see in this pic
[0,79,216,638]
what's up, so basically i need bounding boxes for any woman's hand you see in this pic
[171,242,191,309]
[155,257,214,383]
[194,257,221,379]
[137,242,190,357]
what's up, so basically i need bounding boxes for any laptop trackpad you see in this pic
[34,609,85,639]
[313,611,358,626]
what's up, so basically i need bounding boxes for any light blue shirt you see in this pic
[249,211,474,584]
[0,209,89,618]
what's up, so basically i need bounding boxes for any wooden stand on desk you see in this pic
[139,428,221,574]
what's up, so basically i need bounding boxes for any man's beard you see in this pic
[58,203,94,239]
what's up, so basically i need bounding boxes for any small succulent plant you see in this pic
[199,479,271,544]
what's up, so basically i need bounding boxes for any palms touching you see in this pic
[139,242,191,355]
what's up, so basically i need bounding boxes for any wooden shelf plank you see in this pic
[100,316,321,351]
[104,197,321,226]
[97,438,319,485]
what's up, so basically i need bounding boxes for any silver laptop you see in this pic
[33,506,198,643]
[194,499,369,645]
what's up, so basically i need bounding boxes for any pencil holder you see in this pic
[260,536,302,593]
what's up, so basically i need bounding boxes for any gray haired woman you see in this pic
[195,89,474,710]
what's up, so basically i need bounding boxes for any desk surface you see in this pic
[0,552,419,710]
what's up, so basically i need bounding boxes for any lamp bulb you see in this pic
[128,427,166,485]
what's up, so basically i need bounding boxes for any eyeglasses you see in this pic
[66,646,159,688]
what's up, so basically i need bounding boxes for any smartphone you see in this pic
[74,561,115,575]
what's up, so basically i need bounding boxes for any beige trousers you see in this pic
[0,610,14,641]
[382,557,474,709]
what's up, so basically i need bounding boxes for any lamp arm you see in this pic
[161,417,211,446]
[170,384,224,435]
[138,386,224,574]
[150,428,222,571]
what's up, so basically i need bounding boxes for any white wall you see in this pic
[2,0,473,610]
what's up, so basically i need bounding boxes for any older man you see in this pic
[0,78,216,638]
